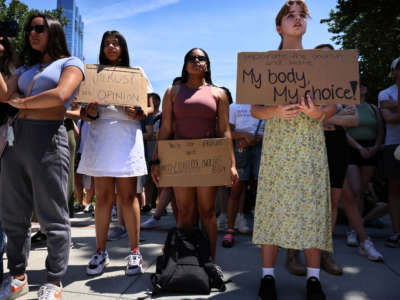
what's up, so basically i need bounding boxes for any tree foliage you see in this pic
[321,0,400,103]
[0,0,67,62]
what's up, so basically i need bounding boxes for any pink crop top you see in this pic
[173,84,217,139]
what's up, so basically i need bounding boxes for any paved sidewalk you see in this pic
[2,212,399,300]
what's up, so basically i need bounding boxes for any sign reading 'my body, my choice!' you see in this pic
[158,138,231,187]
[236,49,360,105]
[75,64,148,108]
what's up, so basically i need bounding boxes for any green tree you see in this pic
[321,0,400,103]
[0,0,67,61]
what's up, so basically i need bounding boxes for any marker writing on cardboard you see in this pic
[242,68,357,103]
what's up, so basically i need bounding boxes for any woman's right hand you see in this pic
[151,164,160,187]
[275,104,300,120]
[86,102,98,117]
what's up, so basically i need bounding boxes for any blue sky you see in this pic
[19,0,338,99]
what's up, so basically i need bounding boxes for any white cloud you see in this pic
[84,0,180,24]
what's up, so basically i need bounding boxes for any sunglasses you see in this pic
[186,55,207,62]
[26,25,46,34]
[286,0,303,5]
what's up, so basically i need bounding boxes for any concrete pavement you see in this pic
[2,212,399,300]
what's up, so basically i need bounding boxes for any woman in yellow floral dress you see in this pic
[251,1,337,300]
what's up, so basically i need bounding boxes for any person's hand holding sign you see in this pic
[299,95,325,120]
[125,105,147,120]
[80,101,99,121]
[275,104,300,120]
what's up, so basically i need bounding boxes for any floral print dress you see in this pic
[252,112,332,252]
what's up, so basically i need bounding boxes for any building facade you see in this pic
[57,0,84,60]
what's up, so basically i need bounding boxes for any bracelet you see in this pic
[86,112,99,120]
[149,158,160,167]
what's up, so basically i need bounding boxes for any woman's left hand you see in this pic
[299,95,324,120]
[125,106,147,120]
[8,95,25,108]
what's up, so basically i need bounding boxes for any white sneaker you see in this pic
[108,226,128,241]
[9,274,29,299]
[141,216,160,229]
[83,203,94,214]
[234,213,250,234]
[86,250,110,275]
[0,275,12,300]
[126,249,143,276]
[359,239,384,262]
[37,282,63,300]
[346,229,359,247]
[217,213,227,231]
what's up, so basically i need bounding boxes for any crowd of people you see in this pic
[0,1,399,300]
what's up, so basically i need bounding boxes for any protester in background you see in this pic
[0,35,17,300]
[341,79,385,261]
[77,30,153,276]
[216,87,233,232]
[222,101,264,248]
[251,2,337,299]
[378,56,400,248]
[0,14,84,300]
[73,119,95,214]
[141,80,181,230]
[151,48,238,262]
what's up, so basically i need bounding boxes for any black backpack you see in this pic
[151,227,227,296]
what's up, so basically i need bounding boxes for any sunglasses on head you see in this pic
[286,0,303,6]
[26,25,46,34]
[186,55,207,62]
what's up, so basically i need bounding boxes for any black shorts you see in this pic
[325,128,348,188]
[348,140,379,166]
[383,144,400,179]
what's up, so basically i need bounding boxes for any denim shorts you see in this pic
[235,143,262,181]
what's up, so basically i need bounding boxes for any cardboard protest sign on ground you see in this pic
[75,64,148,108]
[236,49,360,105]
[158,138,231,187]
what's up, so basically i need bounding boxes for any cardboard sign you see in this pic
[236,49,360,105]
[75,64,148,108]
[158,138,232,187]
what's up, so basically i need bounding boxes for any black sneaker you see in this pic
[385,233,400,248]
[306,277,326,300]
[31,231,47,245]
[258,275,277,300]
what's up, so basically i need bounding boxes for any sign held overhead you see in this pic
[75,64,148,108]
[236,49,360,105]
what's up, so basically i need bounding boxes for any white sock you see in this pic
[306,267,320,280]
[262,267,275,278]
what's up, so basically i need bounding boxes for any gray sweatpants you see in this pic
[0,119,71,282]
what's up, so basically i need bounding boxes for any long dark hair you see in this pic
[0,37,17,78]
[20,13,70,65]
[99,31,130,67]
[181,48,212,84]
